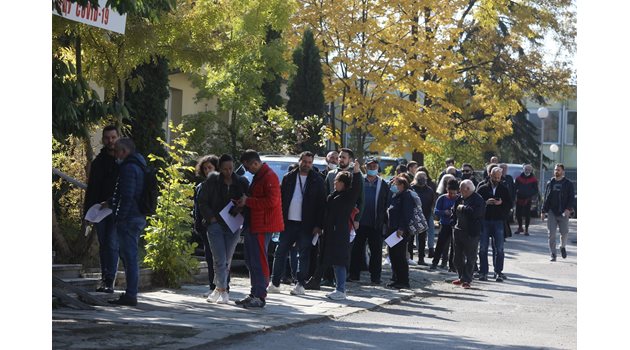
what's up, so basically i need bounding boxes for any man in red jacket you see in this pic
[235,150,284,308]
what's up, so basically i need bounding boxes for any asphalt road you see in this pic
[220,218,577,350]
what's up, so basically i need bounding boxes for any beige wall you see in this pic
[167,73,218,117]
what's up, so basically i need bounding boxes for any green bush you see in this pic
[143,123,199,288]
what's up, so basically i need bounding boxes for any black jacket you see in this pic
[411,184,436,220]
[360,175,391,231]
[476,181,513,221]
[323,171,362,266]
[453,192,485,237]
[198,172,250,230]
[281,168,326,231]
[387,189,415,233]
[83,148,119,216]
[542,177,575,216]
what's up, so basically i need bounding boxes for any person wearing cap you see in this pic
[349,157,391,284]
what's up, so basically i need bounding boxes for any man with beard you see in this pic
[460,163,478,187]
[83,125,120,294]
[514,164,539,236]
[541,163,575,261]
[476,167,512,282]
[267,152,326,296]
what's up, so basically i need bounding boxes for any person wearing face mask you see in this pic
[476,167,513,282]
[193,154,220,295]
[460,163,478,187]
[514,164,538,236]
[348,157,391,284]
[322,150,339,177]
[103,138,147,306]
[386,175,417,289]
[83,125,120,294]
[411,171,435,265]
[430,178,460,270]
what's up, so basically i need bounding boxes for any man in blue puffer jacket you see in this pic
[105,138,146,306]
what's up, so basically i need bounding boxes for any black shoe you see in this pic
[241,297,266,308]
[524,231,530,236]
[550,254,557,262]
[304,279,321,290]
[387,282,410,289]
[108,293,137,306]
[495,274,504,282]
[235,294,254,305]
[418,258,428,266]
[371,280,382,285]
[494,272,507,280]
[96,286,114,294]
[479,274,488,281]
[439,262,448,269]
[428,248,435,258]
[561,247,567,259]
[429,264,437,270]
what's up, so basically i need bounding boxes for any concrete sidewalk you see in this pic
[52,218,577,350]
[53,261,434,349]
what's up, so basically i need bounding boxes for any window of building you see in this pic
[527,110,560,143]
[565,111,577,145]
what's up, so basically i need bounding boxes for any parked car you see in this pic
[231,154,327,266]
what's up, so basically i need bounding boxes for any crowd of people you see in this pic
[83,125,576,308]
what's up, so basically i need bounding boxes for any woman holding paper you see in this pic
[322,161,362,300]
[198,154,250,304]
[386,175,415,289]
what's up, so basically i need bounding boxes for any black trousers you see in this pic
[516,203,531,230]
[388,232,409,285]
[453,229,480,283]
[309,234,336,283]
[432,224,453,266]
[349,225,383,282]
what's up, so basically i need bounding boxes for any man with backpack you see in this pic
[103,138,149,306]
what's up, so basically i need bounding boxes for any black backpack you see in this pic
[138,164,159,216]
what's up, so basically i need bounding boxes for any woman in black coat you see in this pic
[386,175,415,289]
[322,162,362,300]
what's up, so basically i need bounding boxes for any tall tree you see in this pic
[289,0,575,162]
[125,56,170,161]
[260,28,285,112]
[286,28,325,153]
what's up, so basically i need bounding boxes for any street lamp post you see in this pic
[537,107,549,192]
[550,143,559,165]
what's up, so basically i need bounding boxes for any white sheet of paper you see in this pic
[384,231,403,248]
[312,234,319,246]
[349,227,356,243]
[219,201,244,234]
[84,204,112,223]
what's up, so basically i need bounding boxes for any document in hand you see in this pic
[312,234,319,246]
[84,204,113,223]
[384,231,403,248]
[219,201,245,233]
[349,227,356,242]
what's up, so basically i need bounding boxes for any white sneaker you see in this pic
[217,291,230,304]
[290,284,306,295]
[408,259,418,266]
[326,290,347,300]
[267,284,282,293]
[206,289,220,303]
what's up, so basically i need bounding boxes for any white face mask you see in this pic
[115,158,124,165]
[328,163,338,170]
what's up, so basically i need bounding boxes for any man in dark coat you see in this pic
[451,180,485,289]
[267,152,326,296]
[83,125,119,294]
[106,138,147,306]
[514,164,539,235]
[476,166,513,282]
[349,157,391,284]
[541,163,575,261]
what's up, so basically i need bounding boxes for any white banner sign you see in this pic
[53,0,127,34]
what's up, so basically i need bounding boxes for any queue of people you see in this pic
[84,126,575,308]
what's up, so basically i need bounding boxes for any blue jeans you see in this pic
[207,222,240,290]
[243,231,272,299]
[271,221,312,286]
[333,265,346,293]
[95,215,118,285]
[116,216,146,297]
[427,217,436,249]
[479,220,505,274]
